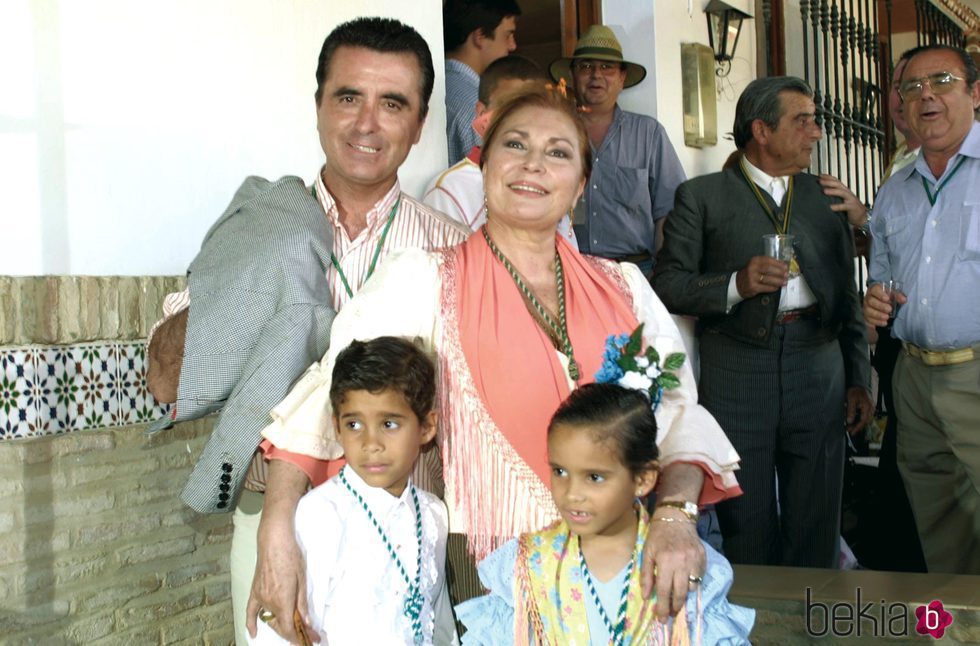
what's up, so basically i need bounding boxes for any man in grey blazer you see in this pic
[147,17,468,644]
[653,76,873,568]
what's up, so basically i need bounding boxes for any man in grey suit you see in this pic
[147,17,467,644]
[653,76,873,568]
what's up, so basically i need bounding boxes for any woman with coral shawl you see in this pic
[259,88,742,623]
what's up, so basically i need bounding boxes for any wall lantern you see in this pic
[704,0,753,76]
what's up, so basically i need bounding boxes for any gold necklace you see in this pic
[482,228,579,381]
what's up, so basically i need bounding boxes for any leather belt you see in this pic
[775,305,819,325]
[610,251,652,264]
[903,343,976,367]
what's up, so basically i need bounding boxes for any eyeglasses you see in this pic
[898,71,966,100]
[573,61,622,75]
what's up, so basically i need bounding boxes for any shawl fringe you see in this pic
[438,249,559,561]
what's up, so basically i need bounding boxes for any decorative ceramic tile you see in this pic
[116,343,159,425]
[31,347,59,435]
[0,348,40,438]
[35,346,78,434]
[69,344,120,430]
[0,341,169,441]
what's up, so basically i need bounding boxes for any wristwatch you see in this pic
[655,500,699,522]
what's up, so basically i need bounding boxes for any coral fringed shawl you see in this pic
[438,230,639,560]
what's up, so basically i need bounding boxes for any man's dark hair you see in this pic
[443,0,521,53]
[733,76,814,149]
[330,337,436,422]
[902,43,979,86]
[548,383,659,476]
[478,54,547,105]
[897,45,924,69]
[314,17,435,120]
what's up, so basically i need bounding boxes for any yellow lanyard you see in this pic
[739,158,794,234]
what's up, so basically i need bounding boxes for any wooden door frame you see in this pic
[561,0,601,54]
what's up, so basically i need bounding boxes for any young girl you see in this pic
[455,383,754,645]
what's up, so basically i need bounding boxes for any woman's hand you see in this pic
[642,508,706,620]
[641,462,706,619]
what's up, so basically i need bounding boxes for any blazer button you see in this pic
[218,492,230,502]
[220,473,231,484]
[761,296,770,306]
[219,483,230,493]
[221,463,233,473]
[216,501,227,509]
[757,327,766,337]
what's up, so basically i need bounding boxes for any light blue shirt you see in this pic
[574,107,686,264]
[455,537,754,645]
[445,59,481,166]
[869,121,980,349]
[581,562,629,645]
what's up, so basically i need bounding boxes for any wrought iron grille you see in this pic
[796,0,887,211]
[915,0,968,46]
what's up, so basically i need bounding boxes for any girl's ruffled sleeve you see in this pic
[454,538,519,646]
[688,541,755,645]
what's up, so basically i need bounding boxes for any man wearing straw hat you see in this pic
[550,25,686,279]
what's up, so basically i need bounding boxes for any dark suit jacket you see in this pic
[147,176,335,513]
[652,167,870,390]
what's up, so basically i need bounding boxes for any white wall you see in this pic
[0,0,446,276]
[601,0,756,178]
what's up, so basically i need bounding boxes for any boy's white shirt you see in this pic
[249,467,458,645]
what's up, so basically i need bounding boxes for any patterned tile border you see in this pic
[0,341,170,440]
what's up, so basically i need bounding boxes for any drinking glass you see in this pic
[763,234,799,278]
[881,279,903,320]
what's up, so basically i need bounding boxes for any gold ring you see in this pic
[258,608,276,623]
[688,574,703,585]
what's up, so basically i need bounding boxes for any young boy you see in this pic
[250,337,457,645]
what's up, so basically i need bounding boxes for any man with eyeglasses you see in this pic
[549,25,685,279]
[864,44,980,574]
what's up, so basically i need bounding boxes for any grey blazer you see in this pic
[147,176,335,513]
[653,168,870,390]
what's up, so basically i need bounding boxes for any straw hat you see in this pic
[549,25,647,89]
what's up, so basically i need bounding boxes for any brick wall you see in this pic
[0,277,234,644]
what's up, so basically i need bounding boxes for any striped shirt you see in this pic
[313,171,469,311]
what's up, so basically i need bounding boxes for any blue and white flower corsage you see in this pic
[594,323,685,412]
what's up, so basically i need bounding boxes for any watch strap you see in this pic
[655,500,699,521]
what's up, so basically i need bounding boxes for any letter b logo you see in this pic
[915,600,953,639]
